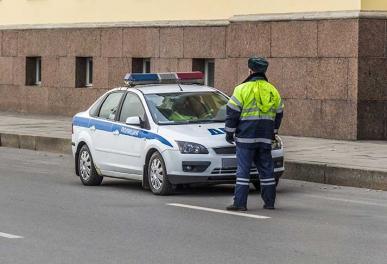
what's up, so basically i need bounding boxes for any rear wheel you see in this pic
[148,152,173,195]
[78,145,103,186]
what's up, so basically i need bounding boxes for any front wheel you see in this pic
[148,152,173,195]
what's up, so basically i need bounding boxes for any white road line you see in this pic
[0,232,23,239]
[167,203,271,219]
[305,194,387,208]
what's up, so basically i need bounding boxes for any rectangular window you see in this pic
[76,57,93,88]
[192,58,215,87]
[132,58,151,73]
[26,57,41,86]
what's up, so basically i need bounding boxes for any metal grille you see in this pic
[213,146,236,155]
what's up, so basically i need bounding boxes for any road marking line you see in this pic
[306,194,387,208]
[167,203,271,219]
[0,232,23,239]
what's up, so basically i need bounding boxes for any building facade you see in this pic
[0,0,387,140]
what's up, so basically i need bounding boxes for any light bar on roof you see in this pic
[124,72,204,87]
[176,71,204,84]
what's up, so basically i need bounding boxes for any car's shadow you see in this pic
[97,178,289,196]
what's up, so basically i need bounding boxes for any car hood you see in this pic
[157,123,231,148]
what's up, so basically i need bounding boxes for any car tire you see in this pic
[148,152,173,195]
[78,145,103,186]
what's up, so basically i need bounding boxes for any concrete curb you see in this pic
[0,133,72,154]
[1,132,386,191]
[283,161,387,191]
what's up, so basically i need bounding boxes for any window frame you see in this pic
[85,57,93,87]
[96,91,125,121]
[75,56,93,88]
[116,91,150,130]
[25,56,42,86]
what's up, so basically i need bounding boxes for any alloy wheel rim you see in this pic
[79,150,91,181]
[150,158,163,190]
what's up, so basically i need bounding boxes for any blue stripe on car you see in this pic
[73,116,173,147]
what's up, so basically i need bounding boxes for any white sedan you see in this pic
[72,72,284,195]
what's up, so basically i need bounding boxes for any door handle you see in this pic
[90,125,96,132]
[113,130,120,136]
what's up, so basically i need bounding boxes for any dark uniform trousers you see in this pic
[234,146,276,208]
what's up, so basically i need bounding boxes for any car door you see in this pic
[109,92,147,178]
[89,91,124,172]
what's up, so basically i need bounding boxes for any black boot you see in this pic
[226,204,247,211]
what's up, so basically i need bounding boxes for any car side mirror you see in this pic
[125,116,141,126]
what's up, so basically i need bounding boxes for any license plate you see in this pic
[222,158,237,168]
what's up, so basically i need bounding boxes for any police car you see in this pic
[72,72,284,195]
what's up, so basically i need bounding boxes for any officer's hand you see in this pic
[226,133,235,144]
[272,133,278,140]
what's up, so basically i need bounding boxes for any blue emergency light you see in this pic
[124,72,204,87]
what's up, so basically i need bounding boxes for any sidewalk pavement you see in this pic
[0,111,386,190]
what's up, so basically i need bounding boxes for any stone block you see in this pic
[67,29,101,56]
[12,56,25,86]
[283,161,326,184]
[176,59,193,72]
[0,57,13,85]
[358,58,387,101]
[122,27,159,58]
[59,57,75,88]
[18,29,69,56]
[214,59,238,95]
[47,87,95,115]
[325,166,362,188]
[371,172,387,191]
[318,20,358,57]
[280,99,323,137]
[35,136,72,154]
[357,100,386,140]
[308,58,349,100]
[101,29,122,58]
[267,58,317,99]
[108,57,131,88]
[0,31,2,56]
[92,57,108,88]
[19,135,36,151]
[0,85,21,111]
[271,21,318,57]
[160,28,184,58]
[321,100,357,140]
[235,58,250,84]
[41,56,60,87]
[151,58,179,72]
[19,86,49,114]
[184,27,226,58]
[359,19,386,57]
[2,31,18,57]
[0,133,19,148]
[226,22,270,58]
[348,58,358,101]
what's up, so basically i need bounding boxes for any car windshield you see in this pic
[144,92,228,124]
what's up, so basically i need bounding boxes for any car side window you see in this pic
[119,93,146,122]
[98,92,123,120]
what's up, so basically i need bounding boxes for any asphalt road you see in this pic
[0,147,386,264]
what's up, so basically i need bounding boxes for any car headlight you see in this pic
[176,141,209,154]
[272,135,283,150]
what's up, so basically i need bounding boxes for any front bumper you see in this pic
[162,148,285,185]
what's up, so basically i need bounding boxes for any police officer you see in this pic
[225,57,284,211]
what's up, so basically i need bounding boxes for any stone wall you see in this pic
[357,19,387,139]
[0,16,385,140]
